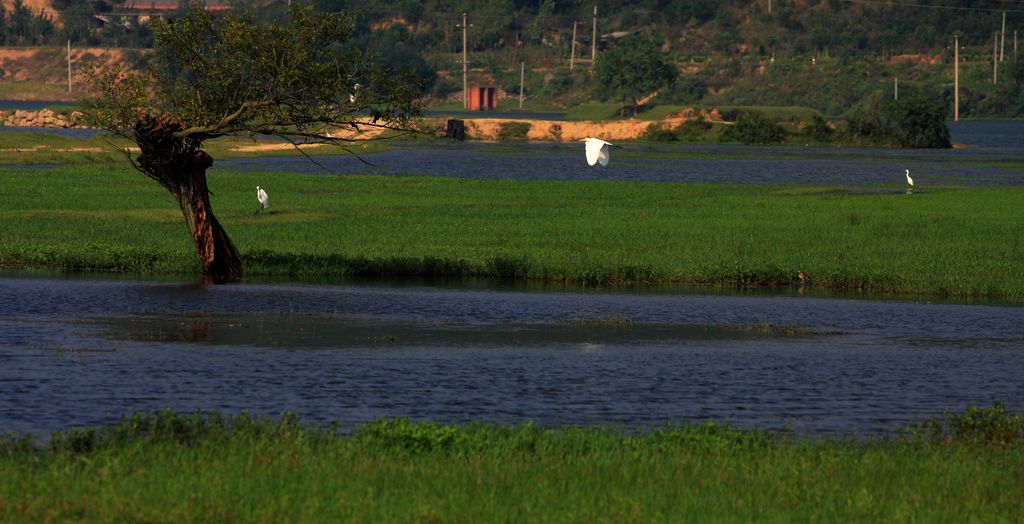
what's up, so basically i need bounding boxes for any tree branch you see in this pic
[174,101,259,138]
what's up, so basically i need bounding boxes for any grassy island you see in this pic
[1,162,1022,299]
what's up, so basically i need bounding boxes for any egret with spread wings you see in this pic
[580,137,614,166]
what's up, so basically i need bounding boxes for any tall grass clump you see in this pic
[907,401,1024,448]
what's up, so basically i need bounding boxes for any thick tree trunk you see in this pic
[134,114,243,282]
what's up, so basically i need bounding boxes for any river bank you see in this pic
[0,104,698,142]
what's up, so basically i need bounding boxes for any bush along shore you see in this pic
[2,165,1023,299]
[1,405,1022,521]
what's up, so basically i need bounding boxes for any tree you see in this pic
[844,89,950,148]
[84,2,423,282]
[594,35,677,117]
[886,89,950,148]
[722,111,786,144]
[7,0,33,45]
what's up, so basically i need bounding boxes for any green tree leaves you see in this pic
[594,35,677,116]
[845,89,950,148]
[86,1,423,146]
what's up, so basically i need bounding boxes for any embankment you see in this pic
[429,107,722,141]
[0,108,82,128]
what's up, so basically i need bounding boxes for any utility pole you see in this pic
[570,21,577,70]
[993,32,998,84]
[954,35,959,122]
[462,12,468,109]
[894,76,898,100]
[768,0,771,15]
[1000,11,1006,62]
[590,5,597,71]
[1015,30,1018,62]
[66,40,71,92]
[519,62,525,109]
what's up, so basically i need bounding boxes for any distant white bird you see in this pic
[256,186,269,214]
[349,83,361,104]
[905,169,913,187]
[580,136,614,166]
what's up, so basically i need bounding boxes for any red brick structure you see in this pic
[467,86,496,111]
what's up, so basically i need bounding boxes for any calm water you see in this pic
[216,120,1024,186]
[2,274,1022,436]
[0,100,69,111]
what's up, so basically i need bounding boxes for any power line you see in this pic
[842,0,1024,14]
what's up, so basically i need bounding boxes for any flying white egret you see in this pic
[580,136,614,166]
[256,186,269,214]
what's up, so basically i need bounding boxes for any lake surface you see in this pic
[0,100,70,111]
[2,273,1022,436]
[217,120,1024,186]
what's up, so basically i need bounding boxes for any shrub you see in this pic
[721,111,786,144]
[641,123,679,141]
[798,114,833,142]
[844,89,950,148]
[431,77,461,100]
[676,118,716,142]
[497,121,531,141]
[656,75,709,105]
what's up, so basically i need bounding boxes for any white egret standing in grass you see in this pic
[905,169,914,194]
[256,186,269,214]
[580,137,614,166]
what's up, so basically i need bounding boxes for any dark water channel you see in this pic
[2,273,1022,436]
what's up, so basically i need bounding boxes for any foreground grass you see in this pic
[1,406,1022,522]
[1,164,1023,298]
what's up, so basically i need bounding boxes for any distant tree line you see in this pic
[305,0,1020,58]
[4,1,1021,60]
[1,0,1020,119]
[0,0,154,47]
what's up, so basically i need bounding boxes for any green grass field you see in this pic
[1,162,1022,298]
[0,131,390,166]
[0,80,76,102]
[2,406,1021,522]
